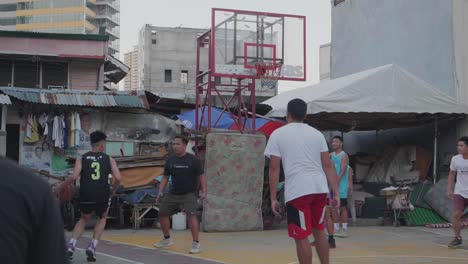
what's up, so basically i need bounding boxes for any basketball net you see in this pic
[255,63,282,89]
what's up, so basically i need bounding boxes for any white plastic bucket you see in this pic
[172,212,187,230]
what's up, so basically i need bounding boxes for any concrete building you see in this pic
[331,0,468,101]
[123,47,139,90]
[0,0,120,56]
[138,25,277,104]
[0,30,145,168]
[319,43,331,81]
[330,0,468,176]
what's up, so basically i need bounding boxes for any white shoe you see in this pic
[189,241,201,254]
[154,238,174,248]
[336,229,349,238]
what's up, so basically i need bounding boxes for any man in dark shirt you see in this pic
[0,158,68,264]
[154,135,207,254]
[57,131,121,262]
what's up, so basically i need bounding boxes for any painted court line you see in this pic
[75,248,144,264]
[102,238,225,263]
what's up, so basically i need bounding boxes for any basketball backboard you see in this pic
[211,8,306,81]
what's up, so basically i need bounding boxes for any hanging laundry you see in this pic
[38,113,48,137]
[52,115,59,144]
[75,112,81,146]
[26,114,32,139]
[62,114,68,149]
[69,112,75,148]
[24,114,39,144]
[46,113,54,143]
[54,115,64,148]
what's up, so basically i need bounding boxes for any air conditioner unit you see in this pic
[47,85,65,90]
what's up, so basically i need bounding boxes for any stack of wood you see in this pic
[114,155,166,169]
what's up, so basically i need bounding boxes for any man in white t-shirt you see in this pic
[447,136,468,248]
[265,98,340,264]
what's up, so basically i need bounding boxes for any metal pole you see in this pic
[250,81,256,133]
[1,105,7,131]
[195,39,201,131]
[433,117,438,184]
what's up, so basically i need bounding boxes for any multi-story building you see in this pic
[138,25,277,104]
[0,0,120,56]
[123,47,139,90]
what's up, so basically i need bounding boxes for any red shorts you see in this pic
[454,194,468,212]
[286,193,327,240]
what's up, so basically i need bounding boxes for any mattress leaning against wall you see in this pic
[202,133,266,232]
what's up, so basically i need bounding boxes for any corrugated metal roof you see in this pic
[0,87,148,109]
[0,94,11,105]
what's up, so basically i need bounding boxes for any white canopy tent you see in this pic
[264,64,468,182]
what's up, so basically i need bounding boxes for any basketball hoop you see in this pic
[255,63,282,89]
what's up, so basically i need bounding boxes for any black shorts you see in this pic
[80,199,111,218]
[340,198,348,207]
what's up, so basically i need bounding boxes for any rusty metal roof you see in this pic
[0,87,148,109]
[0,94,11,105]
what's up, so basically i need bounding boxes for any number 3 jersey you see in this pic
[80,152,112,203]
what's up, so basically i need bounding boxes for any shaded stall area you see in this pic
[264,64,468,226]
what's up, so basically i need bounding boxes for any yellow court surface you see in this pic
[103,226,468,264]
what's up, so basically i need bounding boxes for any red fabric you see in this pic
[229,120,285,137]
[286,194,327,240]
[258,121,285,137]
[454,194,468,212]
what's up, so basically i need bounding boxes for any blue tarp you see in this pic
[177,108,235,129]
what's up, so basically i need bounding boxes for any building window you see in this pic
[43,62,68,89]
[198,71,204,83]
[14,61,40,88]
[164,69,172,83]
[0,3,17,12]
[152,39,156,45]
[0,17,16,26]
[0,60,12,86]
[334,0,345,6]
[215,77,221,85]
[180,70,188,84]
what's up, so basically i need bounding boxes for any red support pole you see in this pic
[237,79,242,131]
[250,80,256,133]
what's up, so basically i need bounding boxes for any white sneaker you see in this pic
[336,229,349,238]
[189,241,201,254]
[154,238,174,248]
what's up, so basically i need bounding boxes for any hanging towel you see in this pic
[75,112,81,146]
[69,112,75,148]
[25,115,39,144]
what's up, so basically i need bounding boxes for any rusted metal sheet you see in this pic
[0,87,149,109]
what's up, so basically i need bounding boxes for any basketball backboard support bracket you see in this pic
[195,8,306,132]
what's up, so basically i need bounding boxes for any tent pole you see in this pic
[433,116,438,184]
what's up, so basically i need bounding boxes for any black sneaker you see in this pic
[328,236,336,249]
[448,237,462,249]
[85,244,97,262]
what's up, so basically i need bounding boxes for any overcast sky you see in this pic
[120,0,331,92]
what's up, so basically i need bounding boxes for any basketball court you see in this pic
[96,226,468,264]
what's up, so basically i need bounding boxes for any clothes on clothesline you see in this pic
[28,111,83,149]
[24,114,39,144]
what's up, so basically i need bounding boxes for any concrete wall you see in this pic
[331,0,455,96]
[139,25,277,102]
[319,44,331,81]
[0,37,107,59]
[453,0,468,105]
[70,61,101,90]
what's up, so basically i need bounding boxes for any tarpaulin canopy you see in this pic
[178,107,285,136]
[264,64,468,131]
[177,108,235,130]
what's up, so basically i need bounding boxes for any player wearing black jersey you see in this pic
[57,131,121,262]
